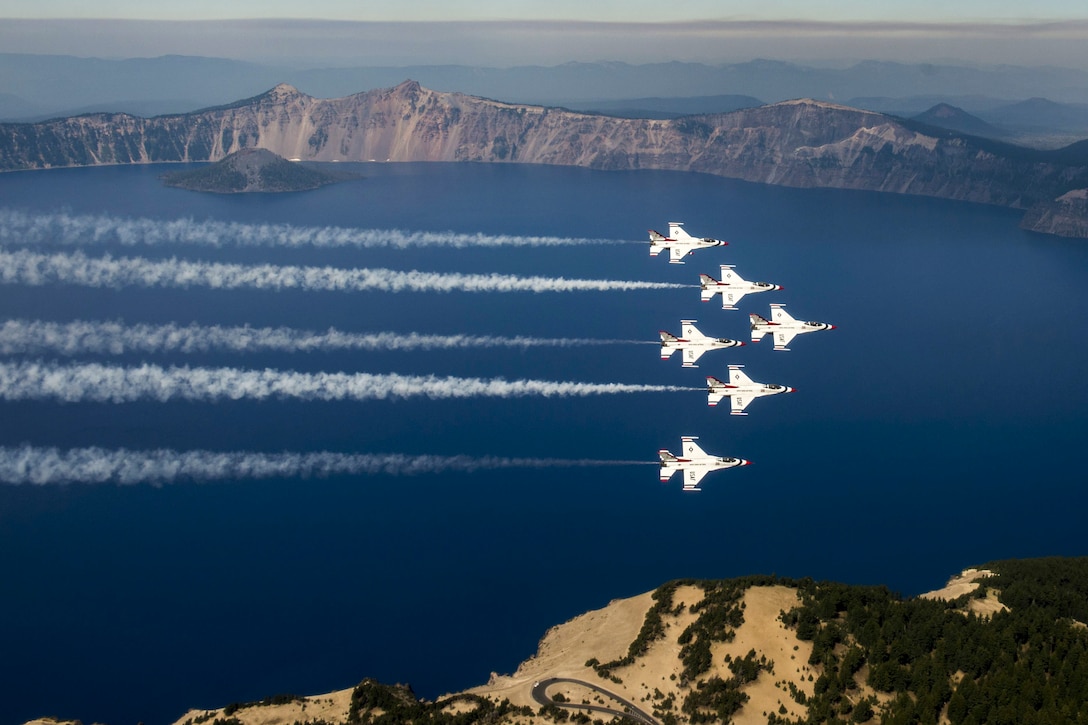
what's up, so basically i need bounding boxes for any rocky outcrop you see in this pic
[3,81,1088,235]
[1020,188,1088,237]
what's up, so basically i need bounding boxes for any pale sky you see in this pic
[3,1,1088,68]
[5,0,1088,22]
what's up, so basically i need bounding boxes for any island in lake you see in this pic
[161,148,359,193]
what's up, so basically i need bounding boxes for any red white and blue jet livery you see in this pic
[658,436,750,492]
[659,319,744,368]
[750,304,835,351]
[649,222,726,264]
[706,364,795,415]
[700,264,782,310]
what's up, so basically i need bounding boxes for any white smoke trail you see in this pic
[0,208,630,249]
[0,444,654,485]
[0,361,698,403]
[0,319,653,356]
[0,249,691,294]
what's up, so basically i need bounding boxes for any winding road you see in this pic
[530,677,660,725]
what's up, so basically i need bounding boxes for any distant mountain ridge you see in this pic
[911,103,1009,139]
[6,53,1088,120]
[1,80,1086,237]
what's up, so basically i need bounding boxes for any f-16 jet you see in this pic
[659,436,750,492]
[660,319,744,368]
[700,264,782,310]
[649,222,726,264]
[750,303,835,351]
[707,365,795,415]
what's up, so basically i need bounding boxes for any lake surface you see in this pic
[1,162,1086,725]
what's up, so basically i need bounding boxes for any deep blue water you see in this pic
[1,162,1087,725]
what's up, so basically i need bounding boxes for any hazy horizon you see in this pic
[2,15,1088,69]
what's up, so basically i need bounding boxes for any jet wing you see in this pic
[680,321,704,340]
[730,395,751,415]
[682,467,709,492]
[774,329,798,350]
[720,289,746,310]
[728,366,753,386]
[669,246,688,263]
[682,347,704,367]
[681,437,708,458]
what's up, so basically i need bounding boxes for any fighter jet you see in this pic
[700,264,782,310]
[649,222,726,264]
[750,303,835,351]
[658,436,750,492]
[660,319,744,368]
[706,364,795,414]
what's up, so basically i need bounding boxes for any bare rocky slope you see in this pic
[2,80,1087,236]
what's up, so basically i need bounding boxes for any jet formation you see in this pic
[659,319,744,368]
[658,436,750,492]
[706,365,794,415]
[750,303,836,351]
[648,222,726,264]
[651,220,835,490]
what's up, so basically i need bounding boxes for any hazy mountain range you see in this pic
[4,53,1088,143]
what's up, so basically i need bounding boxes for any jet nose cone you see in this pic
[741,459,752,466]
[787,387,796,393]
[829,324,837,330]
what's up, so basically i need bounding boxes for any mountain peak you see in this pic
[393,79,423,93]
[912,103,1006,139]
[267,83,303,99]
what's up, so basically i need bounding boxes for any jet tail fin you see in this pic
[750,313,769,342]
[659,331,678,359]
[658,450,678,482]
[706,376,727,407]
[699,275,719,302]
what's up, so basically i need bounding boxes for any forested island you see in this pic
[161,148,358,193]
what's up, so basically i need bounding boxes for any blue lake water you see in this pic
[1,162,1087,725]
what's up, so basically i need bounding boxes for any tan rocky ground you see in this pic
[464,589,658,711]
[468,584,829,724]
[717,585,814,723]
[920,568,1009,617]
[171,688,354,725]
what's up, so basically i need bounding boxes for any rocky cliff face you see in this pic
[3,80,1088,232]
[1020,188,1088,237]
